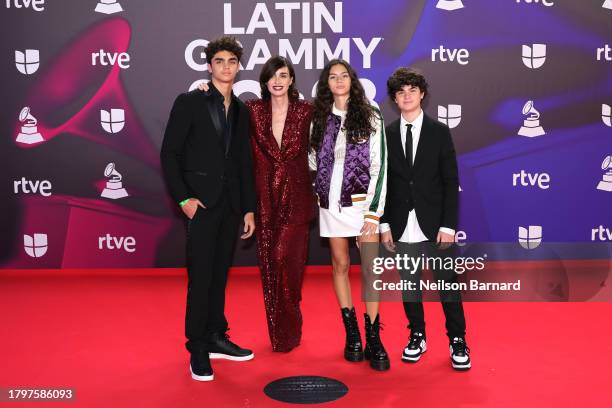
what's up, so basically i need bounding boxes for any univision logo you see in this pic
[15,49,39,75]
[522,44,546,69]
[603,104,611,127]
[438,104,461,128]
[23,233,47,257]
[100,109,125,133]
[518,226,542,249]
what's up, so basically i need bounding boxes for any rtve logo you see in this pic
[518,226,542,250]
[591,226,612,241]
[15,49,39,74]
[522,44,546,69]
[14,177,52,196]
[454,230,467,246]
[436,0,464,11]
[438,104,462,129]
[91,50,130,69]
[100,109,125,133]
[431,46,469,65]
[24,233,47,258]
[596,44,611,61]
[516,0,554,7]
[5,0,44,11]
[98,234,136,253]
[512,170,550,190]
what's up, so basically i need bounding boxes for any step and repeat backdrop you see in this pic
[0,0,610,268]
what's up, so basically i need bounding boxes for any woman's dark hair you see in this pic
[386,68,428,100]
[259,56,300,101]
[204,36,243,63]
[310,59,375,151]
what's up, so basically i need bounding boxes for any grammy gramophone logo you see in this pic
[101,162,129,199]
[518,100,545,137]
[16,106,44,145]
[95,0,123,14]
[436,0,464,11]
[596,155,612,192]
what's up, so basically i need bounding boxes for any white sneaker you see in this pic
[402,332,427,362]
[449,337,471,371]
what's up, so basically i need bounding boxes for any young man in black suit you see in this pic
[161,37,256,381]
[380,68,471,370]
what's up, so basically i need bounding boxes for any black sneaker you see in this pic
[449,337,471,371]
[208,331,254,361]
[190,352,214,381]
[402,332,427,363]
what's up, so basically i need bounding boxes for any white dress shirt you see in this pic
[380,110,455,242]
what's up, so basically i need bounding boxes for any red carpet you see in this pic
[1,267,611,407]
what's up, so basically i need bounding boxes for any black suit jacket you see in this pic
[160,89,256,215]
[381,113,459,241]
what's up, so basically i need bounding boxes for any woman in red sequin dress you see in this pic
[246,57,314,352]
[199,56,313,351]
[245,57,314,351]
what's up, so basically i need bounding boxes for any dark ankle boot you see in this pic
[364,313,390,371]
[340,307,364,362]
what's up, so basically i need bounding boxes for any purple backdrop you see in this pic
[1,0,611,268]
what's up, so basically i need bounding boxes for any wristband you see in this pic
[179,199,190,207]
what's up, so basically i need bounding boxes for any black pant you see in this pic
[400,242,466,340]
[185,191,240,353]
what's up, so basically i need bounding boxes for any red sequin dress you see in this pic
[245,99,315,352]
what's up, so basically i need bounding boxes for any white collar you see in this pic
[332,103,348,117]
[400,109,424,132]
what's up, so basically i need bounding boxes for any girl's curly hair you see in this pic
[310,59,375,151]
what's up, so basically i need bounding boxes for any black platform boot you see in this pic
[364,313,390,371]
[340,307,364,362]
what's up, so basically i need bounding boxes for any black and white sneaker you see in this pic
[190,352,214,382]
[401,332,427,363]
[208,331,254,361]
[449,337,471,371]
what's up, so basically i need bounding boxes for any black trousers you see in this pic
[399,242,466,340]
[185,191,240,354]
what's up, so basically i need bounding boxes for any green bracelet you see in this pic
[179,199,190,207]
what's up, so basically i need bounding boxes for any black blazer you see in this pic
[160,89,256,215]
[381,113,459,241]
